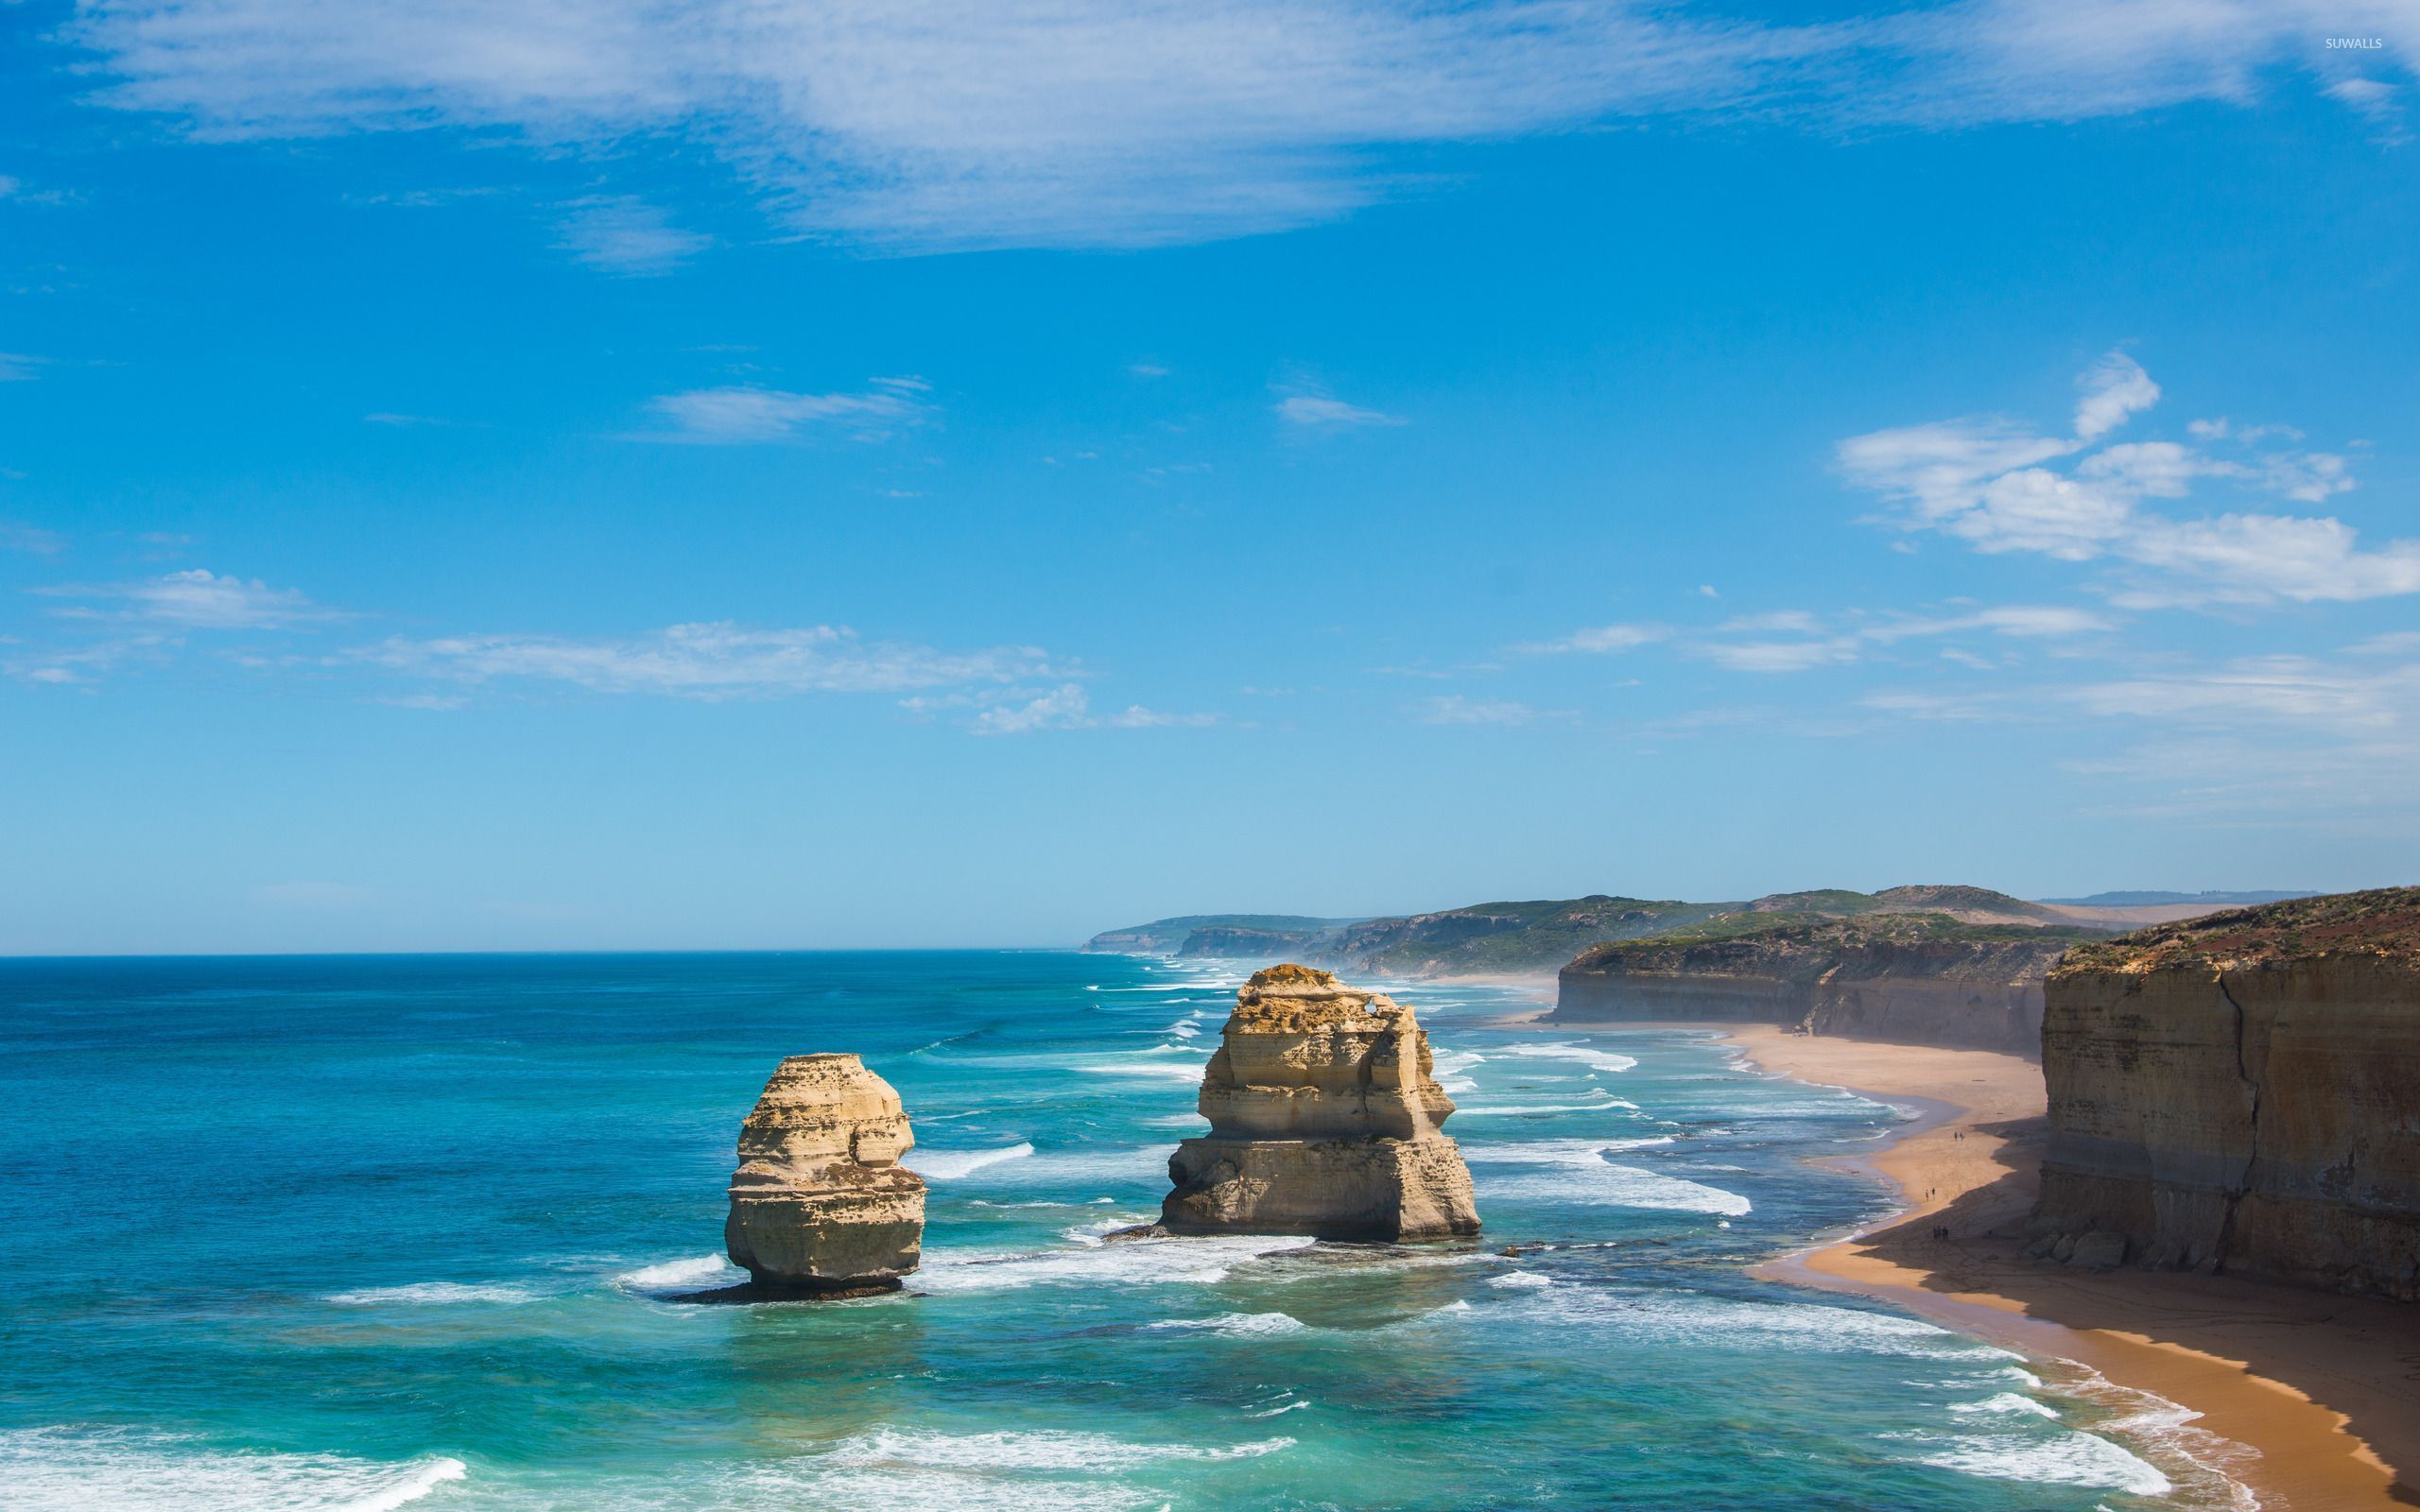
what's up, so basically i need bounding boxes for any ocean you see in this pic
[0,951,2255,1510]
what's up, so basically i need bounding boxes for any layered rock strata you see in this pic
[1554,921,2077,1056]
[1161,965,1479,1240]
[724,1054,925,1295]
[2030,888,2420,1300]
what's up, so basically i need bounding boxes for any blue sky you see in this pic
[3,0,2415,953]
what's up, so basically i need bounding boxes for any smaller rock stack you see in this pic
[724,1054,925,1295]
[1162,965,1480,1241]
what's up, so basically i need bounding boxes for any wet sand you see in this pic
[1722,1026,2420,1512]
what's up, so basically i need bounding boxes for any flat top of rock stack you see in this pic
[735,1052,911,1156]
[1229,962,1416,1029]
[2055,886,2420,974]
[724,1052,924,1293]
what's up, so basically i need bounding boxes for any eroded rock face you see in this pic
[2031,888,2420,1300]
[1554,926,2070,1056]
[1162,965,1479,1240]
[724,1053,925,1294]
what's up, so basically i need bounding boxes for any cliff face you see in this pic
[1176,924,1336,958]
[1162,964,1479,1240]
[724,1054,926,1294]
[2031,889,2420,1300]
[1084,885,2151,980]
[1555,923,2072,1056]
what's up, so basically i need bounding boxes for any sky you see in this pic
[2,0,2416,954]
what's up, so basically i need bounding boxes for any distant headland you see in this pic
[1083,884,2308,979]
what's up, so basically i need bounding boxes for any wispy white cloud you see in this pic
[1275,394,1406,429]
[2325,75,2410,144]
[0,352,47,382]
[77,0,2394,252]
[1418,694,1543,725]
[965,682,1218,734]
[2068,653,2415,733]
[640,376,933,443]
[1841,351,2419,607]
[556,194,711,274]
[2,521,64,554]
[354,621,1050,700]
[364,410,480,428]
[36,568,341,628]
[2071,352,2159,441]
[1526,601,2107,675]
[1519,622,1668,655]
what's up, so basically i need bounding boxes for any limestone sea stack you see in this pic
[724,1054,925,1295]
[1161,965,1480,1240]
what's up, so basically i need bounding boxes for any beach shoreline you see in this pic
[1709,1025,2419,1512]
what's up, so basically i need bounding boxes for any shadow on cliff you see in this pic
[1867,1116,2420,1505]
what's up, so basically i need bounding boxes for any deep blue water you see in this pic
[0,952,2251,1509]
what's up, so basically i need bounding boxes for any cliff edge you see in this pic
[2031,887,2420,1300]
[1554,913,2085,1055]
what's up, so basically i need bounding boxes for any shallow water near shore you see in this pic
[0,951,2251,1509]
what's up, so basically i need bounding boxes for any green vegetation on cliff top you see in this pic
[1089,885,2103,977]
[1349,896,1732,975]
[1568,910,2100,969]
[2056,886,2420,972]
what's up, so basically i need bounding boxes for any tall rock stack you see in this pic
[2031,888,2420,1300]
[725,1054,926,1295]
[1162,964,1480,1241]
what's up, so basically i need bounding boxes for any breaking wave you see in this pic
[0,1428,467,1512]
[910,1143,1036,1180]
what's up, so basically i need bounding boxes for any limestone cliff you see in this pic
[1554,916,2080,1055]
[724,1054,926,1294]
[2031,888,2420,1300]
[1161,964,1480,1240]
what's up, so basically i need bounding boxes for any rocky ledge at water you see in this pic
[2030,887,2420,1300]
[722,1053,926,1297]
[1159,964,1480,1241]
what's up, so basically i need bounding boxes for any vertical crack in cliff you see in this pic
[2212,971,2262,1271]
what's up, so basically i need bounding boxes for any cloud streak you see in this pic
[1276,394,1406,428]
[65,0,2417,252]
[640,376,933,443]
[556,194,712,274]
[354,621,1052,699]
[36,568,342,628]
[966,682,1218,734]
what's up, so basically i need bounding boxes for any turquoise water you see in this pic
[0,952,2252,1510]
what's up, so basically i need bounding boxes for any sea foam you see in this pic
[322,1281,538,1307]
[1461,1140,1748,1214]
[910,1143,1037,1180]
[0,1428,466,1512]
[1902,1429,2172,1497]
[1499,1042,1640,1074]
[615,1254,742,1292]
[915,1233,1315,1295]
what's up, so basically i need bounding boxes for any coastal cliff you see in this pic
[1085,884,2233,980]
[724,1054,926,1295]
[1162,964,1480,1240]
[1554,915,2080,1055]
[2031,888,2420,1300]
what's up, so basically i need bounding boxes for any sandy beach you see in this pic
[1720,1026,2420,1512]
